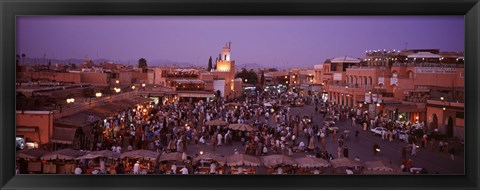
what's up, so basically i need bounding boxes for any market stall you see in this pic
[204,119,229,132]
[226,153,260,174]
[121,150,160,174]
[261,154,296,174]
[192,152,226,174]
[330,157,364,174]
[75,150,121,174]
[16,148,49,174]
[158,152,190,174]
[40,148,86,174]
[294,155,331,174]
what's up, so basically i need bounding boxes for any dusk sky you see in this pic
[17,16,464,68]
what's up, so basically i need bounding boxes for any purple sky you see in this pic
[17,16,464,68]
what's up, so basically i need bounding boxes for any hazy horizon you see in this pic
[17,16,464,68]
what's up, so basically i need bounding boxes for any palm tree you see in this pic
[21,53,26,64]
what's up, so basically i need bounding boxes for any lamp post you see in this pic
[66,97,75,104]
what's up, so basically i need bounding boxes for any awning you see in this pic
[177,92,215,98]
[384,105,426,113]
[51,127,77,144]
[16,126,38,132]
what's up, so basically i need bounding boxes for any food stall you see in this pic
[75,150,121,174]
[121,150,160,174]
[363,160,406,175]
[158,152,190,174]
[40,148,86,174]
[294,155,331,174]
[226,153,260,174]
[261,154,296,174]
[330,157,364,174]
[192,152,226,174]
[16,148,49,174]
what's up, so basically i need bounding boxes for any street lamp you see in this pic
[116,80,119,84]
[66,98,75,104]
[95,92,102,98]
[440,96,444,101]
[131,85,136,90]
[142,83,146,87]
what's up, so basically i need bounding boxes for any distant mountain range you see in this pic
[236,63,265,69]
[18,57,289,70]
[18,57,197,67]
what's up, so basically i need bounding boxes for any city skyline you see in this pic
[17,16,464,68]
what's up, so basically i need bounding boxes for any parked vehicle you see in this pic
[370,127,387,136]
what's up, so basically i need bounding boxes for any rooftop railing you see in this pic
[392,62,464,68]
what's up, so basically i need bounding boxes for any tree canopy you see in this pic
[207,56,213,71]
[138,58,148,73]
[235,68,258,84]
[138,58,148,69]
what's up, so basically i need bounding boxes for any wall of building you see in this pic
[18,72,81,83]
[16,111,54,145]
[119,71,133,84]
[199,73,214,91]
[80,72,109,85]
[426,101,464,140]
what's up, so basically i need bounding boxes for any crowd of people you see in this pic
[65,88,462,175]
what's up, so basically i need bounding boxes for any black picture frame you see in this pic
[1,0,479,190]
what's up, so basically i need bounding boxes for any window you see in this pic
[456,111,464,119]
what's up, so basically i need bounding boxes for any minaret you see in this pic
[222,43,231,61]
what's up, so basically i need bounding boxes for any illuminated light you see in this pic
[345,86,348,89]
[142,83,146,87]
[442,107,446,111]
[376,148,381,152]
[285,76,288,79]
[341,94,344,96]
[143,109,147,112]
[95,92,102,97]
[186,126,190,131]
[440,96,444,101]
[376,103,380,107]
[131,86,136,90]
[369,91,372,94]
[399,115,403,119]
[116,80,119,84]
[292,76,295,79]
[200,151,204,155]
[415,116,419,120]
